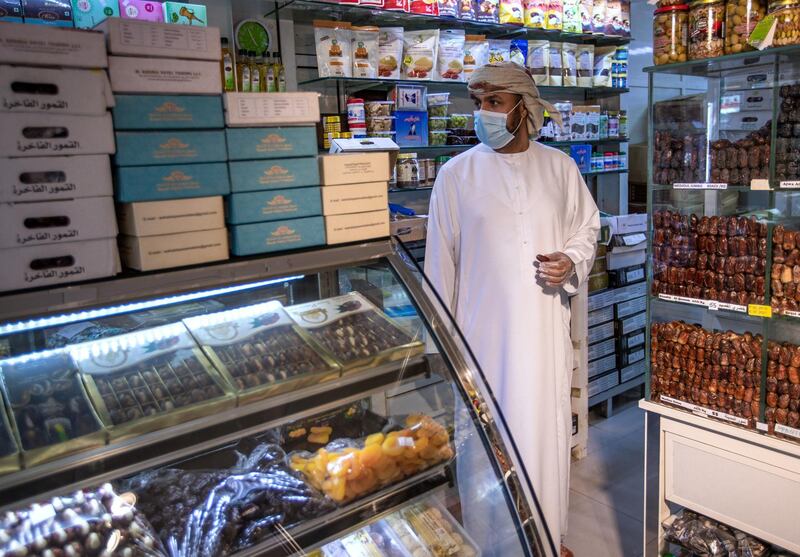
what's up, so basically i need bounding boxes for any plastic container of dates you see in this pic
[184,300,341,405]
[72,323,236,441]
[384,499,482,557]
[0,392,20,474]
[0,350,106,466]
[769,0,800,47]
[284,292,424,374]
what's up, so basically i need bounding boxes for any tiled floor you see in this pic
[564,394,658,557]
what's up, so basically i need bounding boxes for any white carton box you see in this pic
[108,56,221,94]
[0,112,114,157]
[319,153,392,186]
[116,196,224,237]
[99,18,221,61]
[324,210,390,245]
[0,155,112,202]
[0,22,108,68]
[0,65,111,116]
[391,215,427,243]
[607,247,646,270]
[321,182,388,216]
[0,238,119,292]
[224,93,321,127]
[0,197,118,249]
[119,228,229,271]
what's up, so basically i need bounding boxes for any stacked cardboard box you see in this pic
[0,23,119,292]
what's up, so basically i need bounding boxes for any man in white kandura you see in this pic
[424,62,600,557]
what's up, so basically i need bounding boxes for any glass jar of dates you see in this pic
[769,0,800,46]
[725,0,765,53]
[689,0,725,60]
[653,4,689,65]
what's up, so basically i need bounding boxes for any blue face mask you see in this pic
[474,100,524,150]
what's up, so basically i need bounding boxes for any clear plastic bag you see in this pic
[662,510,769,557]
[0,483,167,557]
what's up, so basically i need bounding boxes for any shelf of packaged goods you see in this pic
[583,168,628,176]
[298,76,629,97]
[650,183,760,192]
[235,466,451,557]
[541,137,629,147]
[0,355,430,509]
[389,186,434,193]
[643,44,800,77]
[323,139,628,156]
[265,0,631,45]
[588,374,644,407]
[650,294,769,322]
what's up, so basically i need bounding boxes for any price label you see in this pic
[784,310,800,319]
[707,300,719,311]
[750,179,770,190]
[756,422,769,432]
[674,183,727,190]
[748,304,772,318]
[781,181,800,189]
[775,423,800,439]
[661,396,749,426]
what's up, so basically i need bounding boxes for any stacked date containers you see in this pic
[105,19,230,270]
[0,23,119,292]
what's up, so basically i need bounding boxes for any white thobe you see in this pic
[424,141,600,548]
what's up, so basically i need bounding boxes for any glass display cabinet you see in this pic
[0,240,556,557]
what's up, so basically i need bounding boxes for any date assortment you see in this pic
[652,211,767,306]
[650,322,761,426]
[1,484,166,557]
[775,84,800,183]
[765,340,800,436]
[306,312,415,366]
[769,225,800,314]
[92,355,225,427]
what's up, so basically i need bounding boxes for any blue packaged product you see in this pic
[226,187,322,224]
[394,111,428,148]
[114,162,230,202]
[229,216,326,256]
[228,157,319,192]
[570,144,592,173]
[0,0,23,21]
[114,130,226,166]
[225,126,317,161]
[112,95,224,130]
[71,0,117,28]
[21,0,72,25]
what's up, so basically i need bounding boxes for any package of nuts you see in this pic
[72,322,236,441]
[285,292,423,373]
[184,300,341,405]
[765,339,800,439]
[651,211,767,307]
[769,0,800,47]
[688,0,725,60]
[724,0,765,53]
[650,321,761,427]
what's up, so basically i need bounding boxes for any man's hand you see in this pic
[535,252,576,287]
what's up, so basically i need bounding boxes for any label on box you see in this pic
[619,311,646,335]
[622,330,645,350]
[588,304,614,327]
[112,95,224,130]
[616,296,646,319]
[0,112,114,158]
[325,210,390,245]
[0,65,109,116]
[116,196,224,236]
[321,182,388,216]
[1,155,112,202]
[674,182,727,190]
[589,370,619,397]
[588,320,615,344]
[0,22,108,68]
[119,228,228,271]
[660,395,750,426]
[226,188,322,225]
[781,181,800,189]
[625,266,644,283]
[783,310,800,318]
[224,93,321,127]
[228,157,320,192]
[620,360,645,383]
[621,347,644,366]
[108,56,221,95]
[119,0,164,21]
[588,289,615,312]
[588,338,616,362]
[775,423,800,439]
[101,18,220,60]
[588,353,616,379]
[319,152,391,186]
[657,293,747,313]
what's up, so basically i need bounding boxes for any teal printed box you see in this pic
[112,95,224,130]
[114,130,226,166]
[228,157,319,192]
[230,216,325,256]
[225,127,317,161]
[227,187,322,225]
[115,162,230,202]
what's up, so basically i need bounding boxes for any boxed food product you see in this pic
[620,359,645,383]
[608,263,645,288]
[318,152,391,185]
[500,0,523,23]
[228,216,326,255]
[114,130,226,166]
[587,319,614,344]
[0,21,107,67]
[588,369,618,397]
[162,0,205,25]
[314,20,352,78]
[588,287,615,311]
[587,304,614,327]
[229,157,320,192]
[459,0,476,18]
[613,280,646,303]
[116,196,224,236]
[378,27,403,79]
[391,214,427,242]
[580,0,592,32]
[395,110,428,148]
[108,56,221,94]
[321,181,388,215]
[226,187,322,225]
[617,327,645,352]
[604,0,619,35]
[0,196,117,249]
[114,162,230,202]
[614,296,645,320]
[384,502,480,557]
[0,65,109,116]
[0,350,106,465]
[618,344,644,367]
[119,227,228,271]
[0,0,23,21]
[119,0,164,21]
[0,112,114,158]
[0,155,112,202]
[100,18,220,59]
[112,95,224,130]
[73,323,234,440]
[617,310,645,336]
[183,300,341,404]
[21,0,72,25]
[225,126,318,161]
[524,0,546,27]
[588,337,616,362]
[285,292,421,371]
[71,0,118,27]
[394,84,427,111]
[588,353,616,380]
[224,92,321,127]
[324,209,390,245]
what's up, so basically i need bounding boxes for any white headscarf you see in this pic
[467,61,562,136]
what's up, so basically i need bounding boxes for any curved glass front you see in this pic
[0,241,554,557]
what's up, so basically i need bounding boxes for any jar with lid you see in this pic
[769,0,800,46]
[653,4,689,65]
[725,0,765,53]
[599,111,609,139]
[689,0,725,60]
[396,153,420,188]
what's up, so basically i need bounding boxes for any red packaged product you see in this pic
[360,0,384,6]
[410,0,439,15]
[384,0,408,9]
[338,0,359,5]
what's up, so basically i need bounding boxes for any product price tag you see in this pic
[775,423,800,439]
[748,304,772,318]
[658,294,708,308]
[626,268,645,283]
[717,302,747,313]
[756,422,769,432]
[674,182,727,190]
[784,310,800,319]
[661,396,750,426]
[781,181,800,189]
[750,179,770,190]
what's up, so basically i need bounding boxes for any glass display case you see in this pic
[0,240,556,556]
[645,45,800,444]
